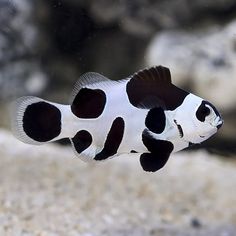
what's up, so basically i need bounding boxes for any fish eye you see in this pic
[196,102,211,122]
[200,106,211,117]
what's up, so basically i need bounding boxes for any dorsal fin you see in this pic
[133,66,172,84]
[70,72,109,104]
[126,66,189,110]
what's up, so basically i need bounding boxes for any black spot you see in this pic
[126,66,189,110]
[140,129,174,172]
[145,107,166,134]
[130,150,138,153]
[212,57,227,67]
[174,119,184,138]
[196,101,210,122]
[191,218,202,229]
[142,129,174,154]
[196,100,221,123]
[71,88,106,118]
[23,102,61,142]
[95,117,125,160]
[140,152,170,172]
[71,130,92,154]
[188,142,195,147]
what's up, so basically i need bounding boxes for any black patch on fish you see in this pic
[71,130,92,153]
[130,150,138,153]
[23,102,61,142]
[126,66,189,110]
[95,117,125,160]
[142,129,174,154]
[140,129,174,172]
[196,100,221,122]
[174,119,184,138]
[196,101,210,122]
[140,152,170,172]
[145,107,166,134]
[71,88,106,118]
[188,142,195,147]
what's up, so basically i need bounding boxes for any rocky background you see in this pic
[0,0,236,235]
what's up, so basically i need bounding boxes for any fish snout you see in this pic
[215,117,224,130]
[211,116,223,129]
[217,120,223,129]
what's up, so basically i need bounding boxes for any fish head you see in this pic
[172,94,223,144]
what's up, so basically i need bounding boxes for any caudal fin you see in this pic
[10,96,62,145]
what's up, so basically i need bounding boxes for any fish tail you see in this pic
[10,96,64,145]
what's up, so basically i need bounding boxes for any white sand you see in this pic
[0,129,236,236]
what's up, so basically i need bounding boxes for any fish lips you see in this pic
[212,116,224,130]
[216,120,223,129]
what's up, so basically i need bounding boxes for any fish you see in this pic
[10,66,223,172]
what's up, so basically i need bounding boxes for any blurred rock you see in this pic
[0,128,236,235]
[42,1,147,80]
[146,20,236,141]
[75,0,236,37]
[0,0,48,101]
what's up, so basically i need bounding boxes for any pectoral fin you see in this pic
[140,129,174,172]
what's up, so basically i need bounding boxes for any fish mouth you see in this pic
[211,116,224,130]
[216,119,224,130]
[217,123,223,129]
[174,119,184,138]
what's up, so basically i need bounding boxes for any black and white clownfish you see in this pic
[10,66,223,172]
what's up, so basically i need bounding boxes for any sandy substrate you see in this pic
[0,129,236,236]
